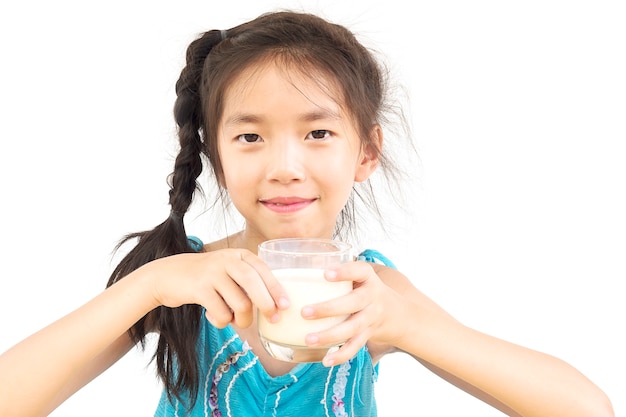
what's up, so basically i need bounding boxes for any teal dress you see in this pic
[154,245,395,417]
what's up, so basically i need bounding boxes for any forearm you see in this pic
[396,303,614,417]
[0,266,159,417]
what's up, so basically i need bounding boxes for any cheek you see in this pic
[317,151,359,182]
[221,169,241,192]
[221,158,258,194]
[219,150,243,187]
[315,162,356,204]
[221,169,252,213]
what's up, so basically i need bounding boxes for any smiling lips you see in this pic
[259,196,318,214]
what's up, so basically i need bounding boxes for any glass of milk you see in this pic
[257,238,353,362]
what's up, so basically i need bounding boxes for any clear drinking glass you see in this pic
[257,238,353,362]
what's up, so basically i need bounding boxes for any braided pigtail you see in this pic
[106,29,224,408]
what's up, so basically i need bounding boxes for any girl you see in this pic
[0,10,614,417]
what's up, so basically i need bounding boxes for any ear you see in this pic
[354,124,383,182]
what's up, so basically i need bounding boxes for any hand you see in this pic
[146,249,289,329]
[300,260,401,366]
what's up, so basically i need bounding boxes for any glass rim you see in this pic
[258,238,352,256]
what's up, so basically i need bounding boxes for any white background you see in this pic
[1,0,624,416]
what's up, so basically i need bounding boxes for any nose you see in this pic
[264,139,306,184]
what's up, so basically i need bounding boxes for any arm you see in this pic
[0,248,287,417]
[0,270,154,417]
[377,266,614,417]
[305,263,614,417]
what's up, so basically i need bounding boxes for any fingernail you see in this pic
[306,334,319,345]
[325,270,338,280]
[278,297,290,309]
[270,312,281,323]
[301,306,314,318]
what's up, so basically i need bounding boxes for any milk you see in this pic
[258,268,352,346]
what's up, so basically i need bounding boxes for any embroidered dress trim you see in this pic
[331,360,352,417]
[209,341,250,416]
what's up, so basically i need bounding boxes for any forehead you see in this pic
[221,59,345,116]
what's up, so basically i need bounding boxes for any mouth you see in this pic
[259,196,318,214]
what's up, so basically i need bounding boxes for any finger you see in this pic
[302,285,371,320]
[322,332,370,367]
[238,251,290,312]
[200,289,237,328]
[324,260,375,285]
[204,308,233,329]
[303,262,379,319]
[220,250,288,324]
[303,312,372,367]
[305,310,370,349]
[220,253,271,308]
[211,278,254,328]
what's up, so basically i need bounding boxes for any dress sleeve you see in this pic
[356,249,397,269]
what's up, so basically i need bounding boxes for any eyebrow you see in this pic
[224,108,342,127]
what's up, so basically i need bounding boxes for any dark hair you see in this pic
[106,10,409,408]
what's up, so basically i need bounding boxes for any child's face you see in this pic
[217,61,377,244]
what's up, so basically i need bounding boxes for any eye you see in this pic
[306,130,331,140]
[236,133,262,143]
